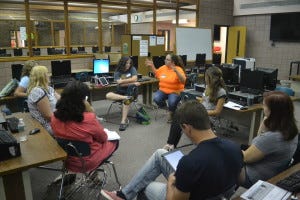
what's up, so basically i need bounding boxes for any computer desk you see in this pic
[222,103,264,145]
[62,77,159,107]
[234,163,300,200]
[0,112,67,200]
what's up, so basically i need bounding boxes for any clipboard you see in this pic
[162,149,184,171]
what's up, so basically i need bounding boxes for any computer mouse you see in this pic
[240,106,248,110]
[29,128,40,135]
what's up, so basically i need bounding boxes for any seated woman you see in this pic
[27,65,60,135]
[240,91,298,188]
[51,81,118,173]
[106,56,140,131]
[145,54,186,123]
[14,60,37,97]
[163,66,227,150]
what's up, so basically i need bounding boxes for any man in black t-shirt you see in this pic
[101,100,244,200]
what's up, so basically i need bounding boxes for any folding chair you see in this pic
[55,138,121,200]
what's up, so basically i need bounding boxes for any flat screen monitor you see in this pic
[14,48,23,56]
[179,55,187,66]
[51,60,72,77]
[256,67,278,90]
[240,69,264,93]
[92,46,99,53]
[195,53,206,66]
[220,64,239,85]
[0,49,6,55]
[11,64,23,81]
[93,59,110,75]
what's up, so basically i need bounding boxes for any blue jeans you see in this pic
[122,149,174,200]
[154,90,181,112]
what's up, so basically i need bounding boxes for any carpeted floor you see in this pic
[29,97,300,200]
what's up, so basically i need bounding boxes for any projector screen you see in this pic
[176,28,212,61]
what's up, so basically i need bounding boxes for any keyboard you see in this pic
[6,117,19,133]
[276,170,300,192]
[51,76,73,85]
[240,88,262,95]
[0,130,17,144]
[138,77,151,82]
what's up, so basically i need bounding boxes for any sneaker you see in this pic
[123,96,134,105]
[53,173,76,186]
[163,144,174,151]
[119,119,129,131]
[101,190,124,200]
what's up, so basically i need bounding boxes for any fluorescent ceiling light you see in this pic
[172,19,188,24]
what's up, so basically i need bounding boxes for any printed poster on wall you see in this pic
[149,36,156,46]
[20,27,26,40]
[133,36,142,40]
[157,37,165,45]
[140,40,148,57]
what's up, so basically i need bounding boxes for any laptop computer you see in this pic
[162,149,184,171]
[51,60,72,87]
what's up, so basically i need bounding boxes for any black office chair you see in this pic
[47,47,56,55]
[130,56,139,70]
[55,138,121,200]
[212,53,222,66]
[179,55,187,67]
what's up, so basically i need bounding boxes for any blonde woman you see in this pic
[27,65,60,134]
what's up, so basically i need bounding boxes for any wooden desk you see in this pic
[290,75,300,81]
[84,77,159,106]
[0,112,67,200]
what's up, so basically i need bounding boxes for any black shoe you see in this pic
[119,119,129,131]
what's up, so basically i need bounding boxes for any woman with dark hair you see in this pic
[145,54,186,123]
[240,91,298,188]
[51,81,118,172]
[106,56,140,131]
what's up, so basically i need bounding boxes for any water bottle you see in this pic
[18,118,27,142]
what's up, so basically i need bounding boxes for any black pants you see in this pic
[166,121,182,147]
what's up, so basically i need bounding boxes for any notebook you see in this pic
[162,149,184,171]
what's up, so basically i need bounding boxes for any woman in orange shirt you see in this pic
[145,54,186,122]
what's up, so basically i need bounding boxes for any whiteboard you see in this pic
[176,28,212,61]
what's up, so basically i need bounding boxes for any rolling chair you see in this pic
[55,138,121,200]
[195,53,206,73]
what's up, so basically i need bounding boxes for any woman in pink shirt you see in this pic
[51,81,118,172]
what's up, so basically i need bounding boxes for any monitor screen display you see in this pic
[240,69,264,92]
[256,67,278,90]
[93,59,110,75]
[220,64,239,85]
[51,60,72,77]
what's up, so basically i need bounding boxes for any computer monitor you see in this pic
[11,64,23,81]
[240,69,264,93]
[179,55,187,67]
[14,48,23,56]
[152,56,165,69]
[92,46,99,53]
[78,46,85,52]
[51,60,72,77]
[256,67,278,90]
[47,47,56,55]
[93,59,110,76]
[104,46,111,52]
[195,53,206,67]
[33,48,41,56]
[0,49,6,55]
[220,64,239,85]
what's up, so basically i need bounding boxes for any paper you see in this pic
[157,36,165,45]
[224,101,244,110]
[241,180,291,200]
[104,128,120,141]
[149,36,156,46]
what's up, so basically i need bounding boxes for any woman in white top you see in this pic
[27,65,60,135]
[14,60,37,97]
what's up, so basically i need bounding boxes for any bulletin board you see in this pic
[175,27,212,61]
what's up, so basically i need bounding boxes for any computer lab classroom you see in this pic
[0,0,300,200]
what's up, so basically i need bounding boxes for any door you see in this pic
[226,26,246,63]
